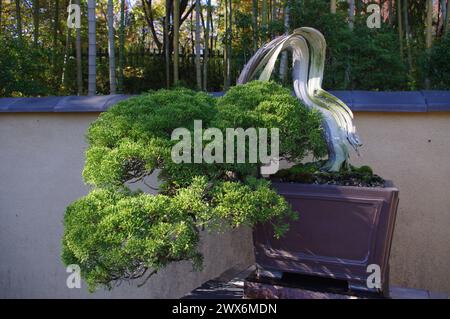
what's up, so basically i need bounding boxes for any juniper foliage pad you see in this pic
[62,83,326,291]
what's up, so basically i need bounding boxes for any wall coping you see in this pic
[1,91,450,113]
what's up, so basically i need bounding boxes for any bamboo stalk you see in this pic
[173,0,180,84]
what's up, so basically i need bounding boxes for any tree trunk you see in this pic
[426,0,433,48]
[397,0,404,60]
[53,0,60,49]
[118,0,125,92]
[142,0,163,50]
[33,0,40,45]
[61,0,73,90]
[15,0,22,39]
[439,0,446,35]
[279,0,289,83]
[203,0,211,91]
[270,0,276,38]
[252,0,259,52]
[388,0,393,25]
[403,0,413,79]
[209,5,214,52]
[237,28,362,171]
[224,0,232,90]
[224,0,228,89]
[261,0,267,43]
[195,0,202,90]
[446,0,450,35]
[345,0,355,87]
[173,0,180,84]
[356,0,361,16]
[425,0,433,89]
[190,12,194,55]
[0,0,2,32]
[348,0,355,30]
[228,0,232,88]
[164,0,170,88]
[51,0,60,80]
[107,0,116,94]
[330,0,336,14]
[88,0,96,96]
[75,0,82,95]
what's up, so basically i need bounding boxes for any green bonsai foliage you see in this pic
[62,83,326,292]
[62,186,203,290]
[83,88,217,187]
[214,81,327,162]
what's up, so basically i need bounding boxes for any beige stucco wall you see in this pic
[0,111,449,297]
[351,112,450,294]
[0,113,254,298]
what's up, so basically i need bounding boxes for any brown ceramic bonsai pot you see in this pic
[253,181,399,297]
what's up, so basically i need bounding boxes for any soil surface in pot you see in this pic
[272,161,385,187]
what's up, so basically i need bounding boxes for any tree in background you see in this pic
[348,0,355,30]
[424,32,450,89]
[195,0,201,90]
[75,0,83,95]
[173,0,180,84]
[261,0,268,42]
[164,0,170,88]
[397,0,404,60]
[279,0,289,83]
[252,0,259,51]
[88,0,97,96]
[52,0,60,69]
[118,0,126,92]
[107,0,117,94]
[0,0,3,32]
[15,0,22,39]
[446,0,450,35]
[33,0,39,45]
[425,0,433,88]
[1,0,450,96]
[203,0,212,90]
[223,0,232,89]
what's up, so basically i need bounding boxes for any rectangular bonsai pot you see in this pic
[253,181,399,297]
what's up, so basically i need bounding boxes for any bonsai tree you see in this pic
[62,83,326,291]
[235,29,394,298]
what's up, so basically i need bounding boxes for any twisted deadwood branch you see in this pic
[237,27,362,172]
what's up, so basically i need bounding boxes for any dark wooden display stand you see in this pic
[244,270,384,299]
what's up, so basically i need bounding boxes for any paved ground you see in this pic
[183,266,448,299]
[183,266,253,299]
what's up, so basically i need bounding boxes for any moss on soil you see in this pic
[272,161,385,187]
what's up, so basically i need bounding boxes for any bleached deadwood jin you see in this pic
[238,27,362,172]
